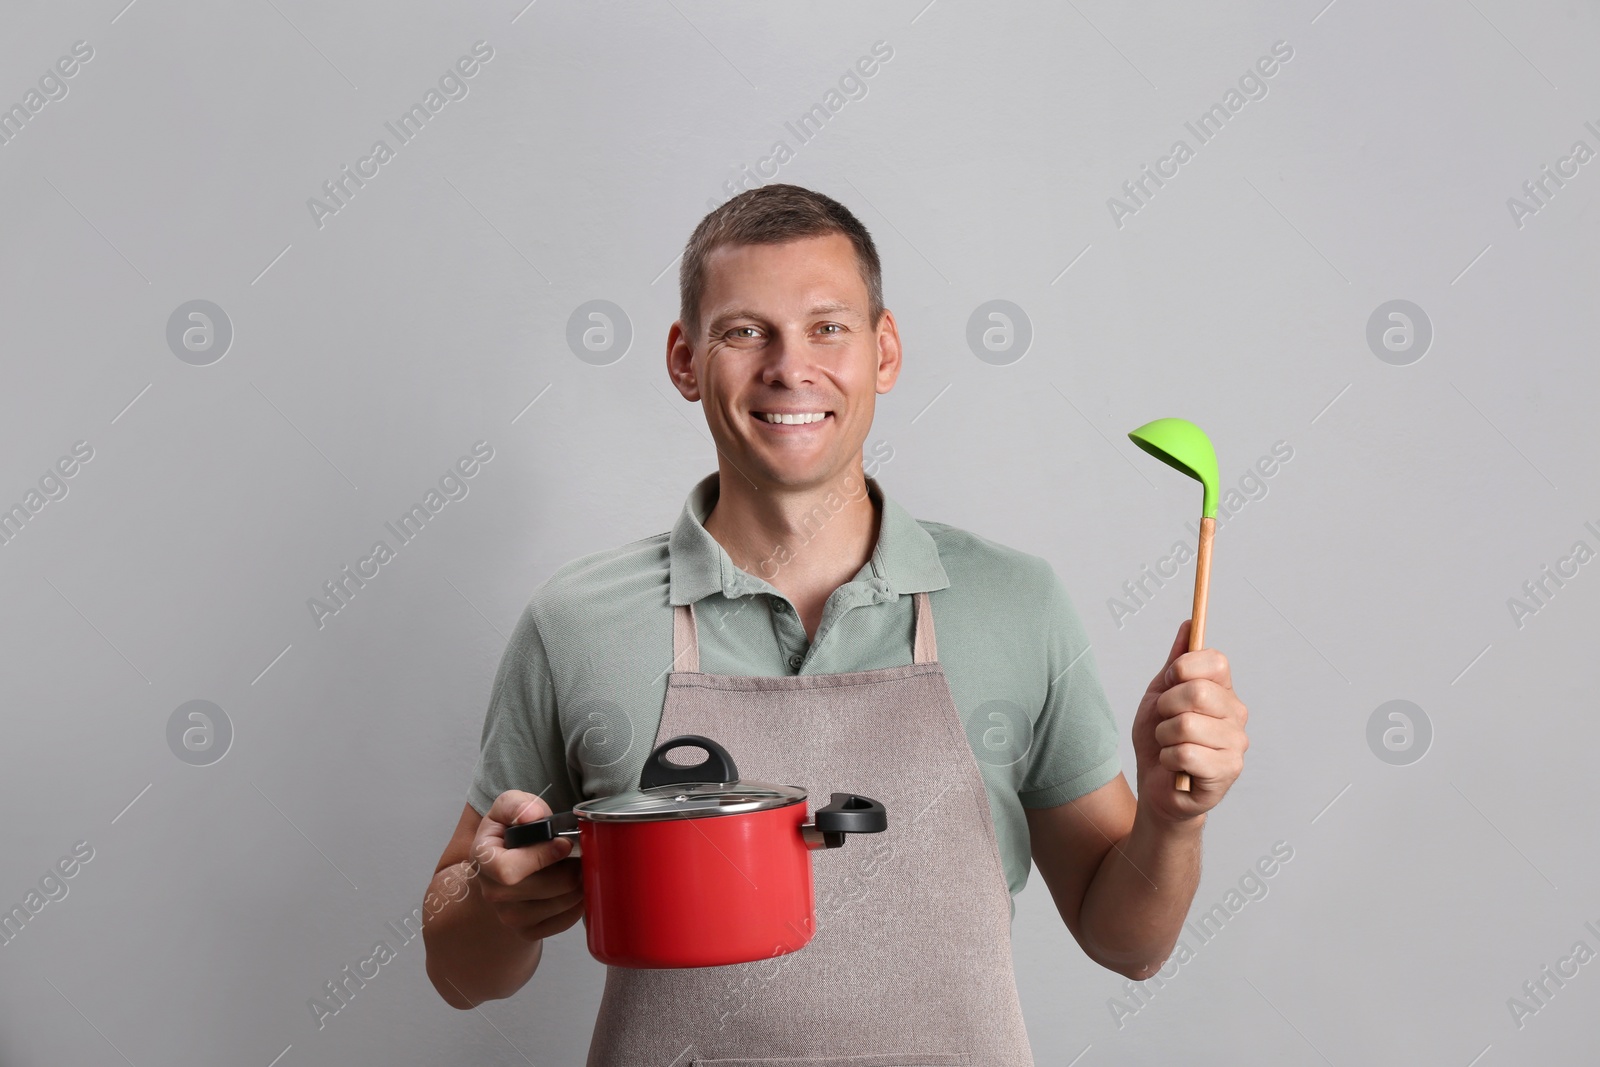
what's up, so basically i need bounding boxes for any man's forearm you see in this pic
[422,861,543,1007]
[1078,803,1205,980]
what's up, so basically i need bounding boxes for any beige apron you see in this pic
[584,591,1036,1067]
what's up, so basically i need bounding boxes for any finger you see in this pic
[486,789,555,834]
[492,888,586,937]
[522,896,587,942]
[1153,710,1245,751]
[491,886,584,923]
[480,857,584,904]
[1158,741,1244,782]
[1155,679,1243,721]
[473,791,568,886]
[1169,647,1233,691]
[1167,619,1191,664]
[475,834,572,889]
[1144,620,1192,697]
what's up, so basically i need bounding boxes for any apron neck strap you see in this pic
[911,590,938,664]
[673,591,938,673]
[674,600,701,673]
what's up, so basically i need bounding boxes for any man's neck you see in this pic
[702,461,879,640]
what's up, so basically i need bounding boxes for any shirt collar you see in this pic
[668,470,950,606]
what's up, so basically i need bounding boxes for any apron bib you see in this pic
[583,591,1036,1067]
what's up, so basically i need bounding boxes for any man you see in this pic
[422,183,1249,1064]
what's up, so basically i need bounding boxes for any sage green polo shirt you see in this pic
[468,471,1123,908]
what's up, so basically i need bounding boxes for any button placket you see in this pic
[768,595,807,672]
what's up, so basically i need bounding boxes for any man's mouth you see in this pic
[751,411,833,426]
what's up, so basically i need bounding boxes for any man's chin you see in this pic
[724,450,858,492]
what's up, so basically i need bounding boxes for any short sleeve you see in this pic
[467,603,577,818]
[1017,567,1123,808]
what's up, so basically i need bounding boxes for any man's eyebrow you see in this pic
[706,302,861,334]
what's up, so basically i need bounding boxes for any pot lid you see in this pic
[572,734,807,823]
[575,779,806,822]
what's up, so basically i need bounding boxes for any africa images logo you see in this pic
[305,41,495,230]
[1105,40,1294,229]
[307,441,494,629]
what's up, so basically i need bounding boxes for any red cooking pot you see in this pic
[504,734,887,968]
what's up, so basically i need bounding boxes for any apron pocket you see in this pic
[693,1055,971,1067]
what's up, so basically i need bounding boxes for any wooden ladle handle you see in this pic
[1176,516,1216,793]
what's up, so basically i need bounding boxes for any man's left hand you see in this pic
[1131,618,1249,822]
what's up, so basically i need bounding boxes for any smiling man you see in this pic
[422,183,1250,1065]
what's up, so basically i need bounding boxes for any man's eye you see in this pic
[729,327,759,339]
[820,323,842,334]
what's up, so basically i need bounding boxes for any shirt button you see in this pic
[788,653,804,670]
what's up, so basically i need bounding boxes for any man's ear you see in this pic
[875,309,903,394]
[667,321,702,401]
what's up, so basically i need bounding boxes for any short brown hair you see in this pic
[678,183,883,347]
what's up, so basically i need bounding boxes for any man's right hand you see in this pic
[470,790,586,943]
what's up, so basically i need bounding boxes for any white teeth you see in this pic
[759,412,828,425]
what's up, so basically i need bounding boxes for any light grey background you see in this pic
[2,1,1596,1064]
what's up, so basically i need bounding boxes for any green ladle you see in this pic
[1127,417,1220,794]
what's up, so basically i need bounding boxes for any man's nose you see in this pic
[760,329,815,385]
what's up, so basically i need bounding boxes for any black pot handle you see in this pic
[805,792,888,849]
[505,809,580,851]
[639,735,739,789]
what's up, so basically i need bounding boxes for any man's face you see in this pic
[668,233,901,491]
